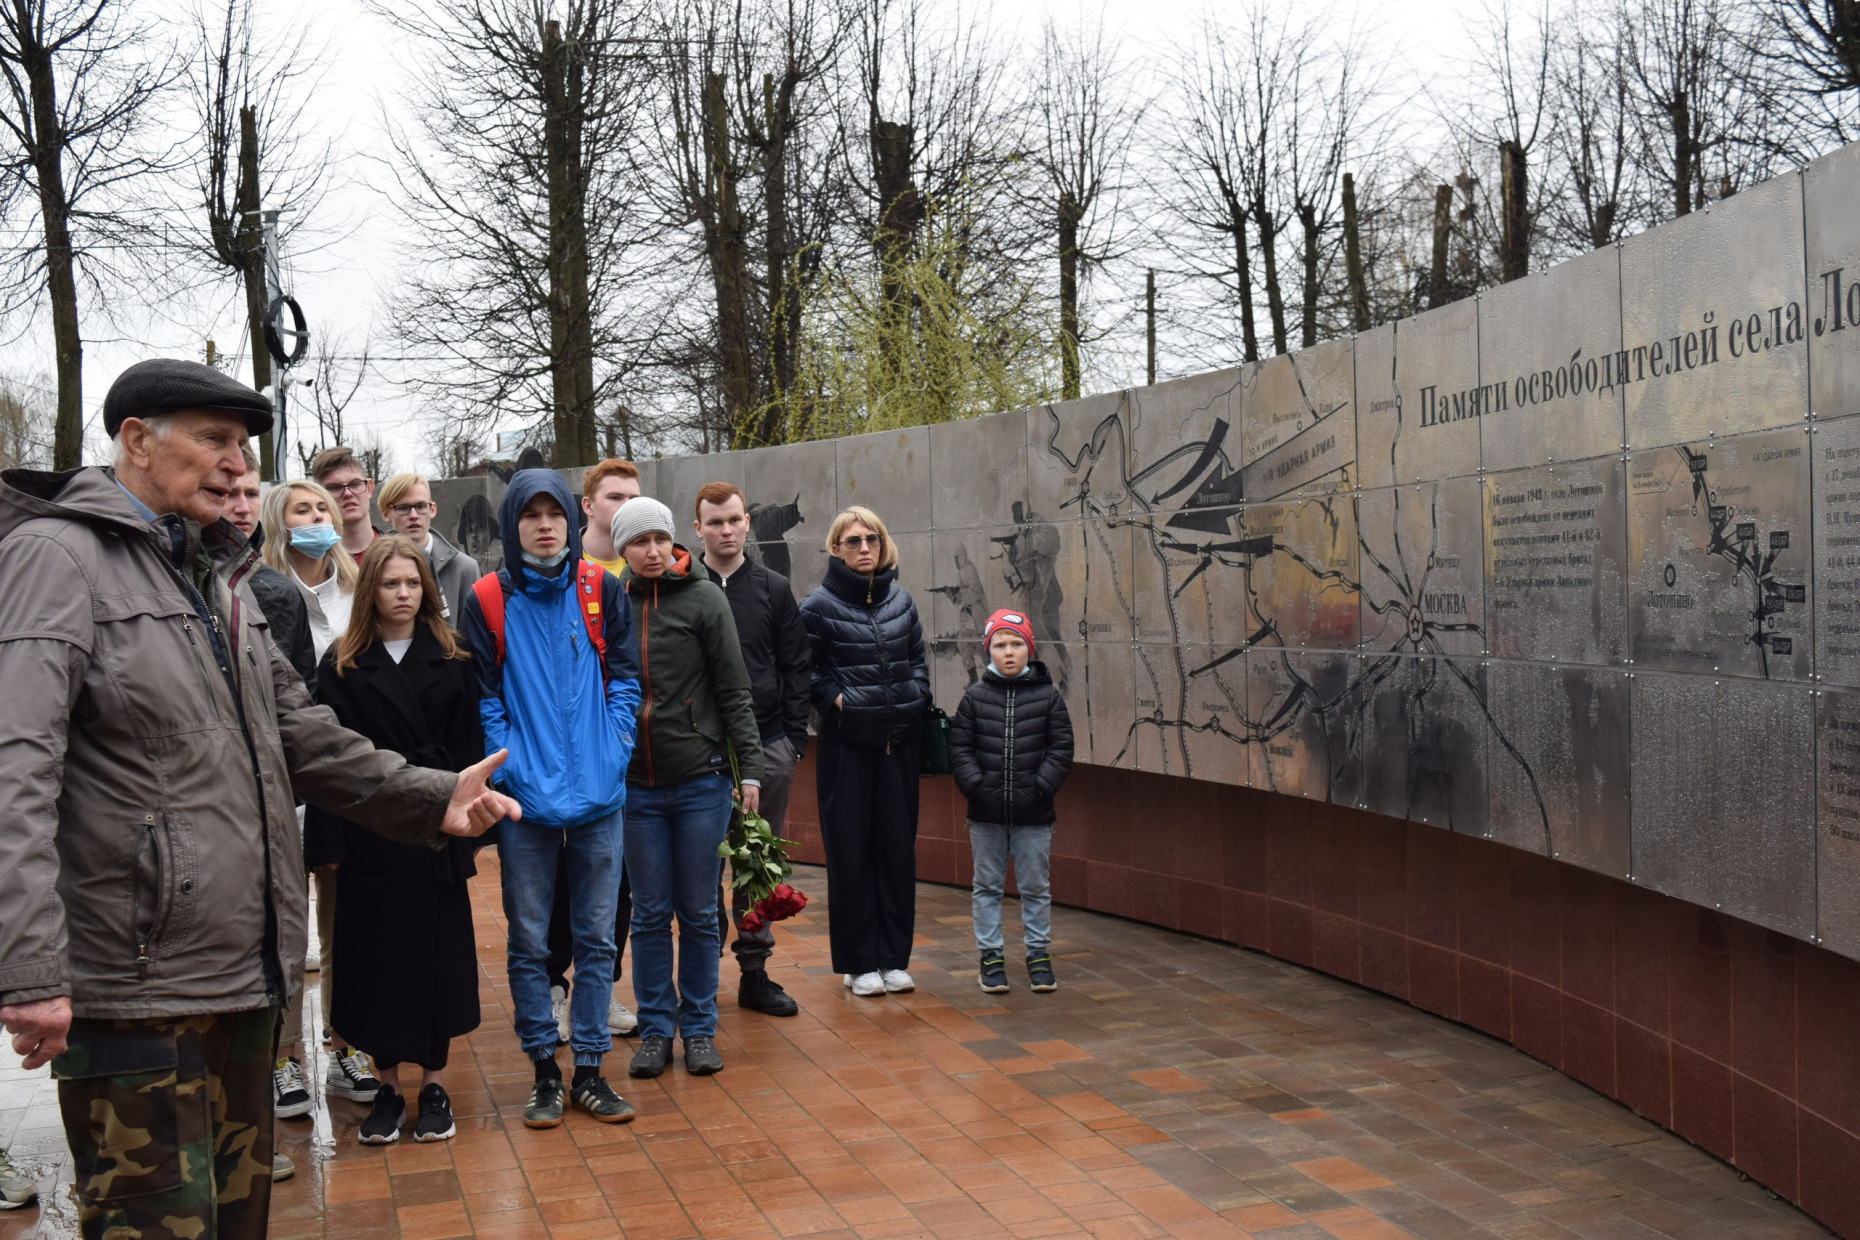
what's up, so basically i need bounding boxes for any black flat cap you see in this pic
[103,359,274,438]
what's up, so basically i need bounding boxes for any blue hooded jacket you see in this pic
[458,469,642,827]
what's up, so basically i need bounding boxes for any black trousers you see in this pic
[816,736,920,975]
[547,850,631,991]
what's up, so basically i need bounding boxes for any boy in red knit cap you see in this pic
[948,611,1075,992]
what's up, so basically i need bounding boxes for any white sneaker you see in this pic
[550,983,570,1045]
[0,1149,35,1210]
[848,971,885,996]
[325,1046,381,1102]
[881,969,914,993]
[607,997,637,1035]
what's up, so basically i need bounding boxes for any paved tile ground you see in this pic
[0,861,1830,1240]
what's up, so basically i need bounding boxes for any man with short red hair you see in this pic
[692,481,811,1016]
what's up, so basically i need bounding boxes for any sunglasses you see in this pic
[838,534,882,548]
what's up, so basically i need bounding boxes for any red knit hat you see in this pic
[983,609,1035,655]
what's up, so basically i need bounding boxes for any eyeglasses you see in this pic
[326,479,370,497]
[390,501,436,516]
[838,534,882,548]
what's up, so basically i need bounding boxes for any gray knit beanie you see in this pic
[610,495,676,552]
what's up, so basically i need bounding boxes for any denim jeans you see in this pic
[627,773,736,1039]
[969,822,1053,953]
[498,807,624,1064]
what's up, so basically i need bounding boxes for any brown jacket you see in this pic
[0,467,457,1019]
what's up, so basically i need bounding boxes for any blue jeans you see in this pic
[499,807,624,1064]
[970,822,1053,953]
[626,774,735,1039]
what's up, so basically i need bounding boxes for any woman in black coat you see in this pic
[309,536,483,1146]
[798,506,930,998]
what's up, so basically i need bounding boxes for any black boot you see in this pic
[737,967,800,1017]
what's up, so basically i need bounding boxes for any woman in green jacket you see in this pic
[611,497,764,1080]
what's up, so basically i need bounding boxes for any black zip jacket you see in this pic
[698,555,810,749]
[241,525,317,692]
[799,558,928,747]
[949,660,1074,827]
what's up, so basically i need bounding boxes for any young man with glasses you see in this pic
[311,446,381,563]
[379,473,480,622]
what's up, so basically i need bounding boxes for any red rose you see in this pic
[756,883,808,922]
[738,908,766,932]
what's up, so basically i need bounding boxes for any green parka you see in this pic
[622,546,764,787]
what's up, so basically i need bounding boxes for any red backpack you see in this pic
[471,561,610,681]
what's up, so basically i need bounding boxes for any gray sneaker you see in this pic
[0,1149,35,1209]
[271,1152,295,1182]
[326,1047,381,1102]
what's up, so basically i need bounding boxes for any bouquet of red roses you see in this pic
[717,744,809,929]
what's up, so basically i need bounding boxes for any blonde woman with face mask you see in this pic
[260,480,359,662]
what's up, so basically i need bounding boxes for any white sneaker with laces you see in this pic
[881,969,914,993]
[607,996,637,1035]
[849,971,885,996]
[550,983,570,1045]
[325,1046,381,1102]
[0,1149,36,1210]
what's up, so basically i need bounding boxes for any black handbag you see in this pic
[919,701,952,776]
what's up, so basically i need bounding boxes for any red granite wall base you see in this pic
[782,756,1860,1240]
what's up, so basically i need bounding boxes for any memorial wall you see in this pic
[431,139,1860,968]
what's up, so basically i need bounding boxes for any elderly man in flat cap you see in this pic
[0,360,520,1240]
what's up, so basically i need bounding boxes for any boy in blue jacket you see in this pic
[460,470,642,1127]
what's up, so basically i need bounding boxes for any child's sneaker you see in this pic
[978,952,1010,993]
[326,1046,381,1102]
[1027,952,1058,992]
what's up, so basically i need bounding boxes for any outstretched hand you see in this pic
[443,749,523,837]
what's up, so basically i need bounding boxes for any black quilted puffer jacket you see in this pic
[949,660,1074,827]
[799,558,929,746]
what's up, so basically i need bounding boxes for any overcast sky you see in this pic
[2,0,1472,476]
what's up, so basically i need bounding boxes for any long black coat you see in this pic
[308,627,483,1063]
[949,661,1074,827]
[799,558,928,746]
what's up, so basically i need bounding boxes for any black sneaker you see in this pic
[737,969,799,1017]
[413,1083,456,1142]
[979,952,1010,993]
[1027,952,1058,992]
[523,1077,565,1129]
[570,1075,636,1124]
[273,1056,313,1118]
[358,1085,404,1144]
[683,1035,723,1075]
[629,1035,672,1079]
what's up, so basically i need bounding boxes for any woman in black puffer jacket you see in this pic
[799,506,930,997]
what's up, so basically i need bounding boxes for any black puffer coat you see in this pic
[949,661,1074,827]
[800,557,928,746]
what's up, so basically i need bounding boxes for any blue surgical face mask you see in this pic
[289,522,342,559]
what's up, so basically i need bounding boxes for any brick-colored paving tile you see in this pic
[0,862,1832,1240]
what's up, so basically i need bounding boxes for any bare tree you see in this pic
[181,0,329,478]
[1625,0,1766,218]
[1029,14,1145,399]
[1545,3,1640,252]
[292,326,369,471]
[1464,2,1554,281]
[1760,0,1860,147]
[376,0,659,466]
[0,0,176,467]
[0,369,53,467]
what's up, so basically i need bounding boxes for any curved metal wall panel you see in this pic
[593,144,1860,962]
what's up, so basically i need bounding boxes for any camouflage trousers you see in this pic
[52,1007,277,1240]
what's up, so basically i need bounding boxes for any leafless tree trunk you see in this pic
[543,19,597,465]
[1031,14,1144,398]
[0,0,172,468]
[701,69,756,433]
[1625,0,1763,218]
[1466,2,1551,280]
[1429,184,1452,308]
[1342,172,1370,331]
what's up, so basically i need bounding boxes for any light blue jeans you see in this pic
[499,807,624,1064]
[969,822,1054,954]
[626,773,735,1039]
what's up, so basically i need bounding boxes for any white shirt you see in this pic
[384,638,413,664]
[296,567,354,661]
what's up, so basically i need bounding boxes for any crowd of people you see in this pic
[0,359,1073,1239]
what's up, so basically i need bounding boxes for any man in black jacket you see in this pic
[692,482,810,1017]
